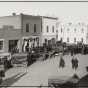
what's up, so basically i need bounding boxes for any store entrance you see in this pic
[22,37,39,52]
[8,40,19,53]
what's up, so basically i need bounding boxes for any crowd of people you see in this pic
[22,38,39,53]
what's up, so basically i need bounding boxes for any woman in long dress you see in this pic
[59,56,65,68]
[74,57,78,70]
[71,55,75,69]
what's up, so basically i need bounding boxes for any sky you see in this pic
[0,2,88,23]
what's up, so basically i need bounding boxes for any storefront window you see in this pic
[9,40,19,53]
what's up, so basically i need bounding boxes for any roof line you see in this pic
[21,13,58,20]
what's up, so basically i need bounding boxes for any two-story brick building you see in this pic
[0,13,58,53]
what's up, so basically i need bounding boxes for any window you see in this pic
[41,28,42,32]
[68,22,72,25]
[56,30,58,33]
[74,28,76,32]
[74,38,76,42]
[61,28,63,33]
[0,40,3,50]
[52,26,54,33]
[67,37,69,42]
[41,23,42,32]
[67,28,69,32]
[26,24,29,32]
[56,34,58,39]
[46,25,49,32]
[81,28,84,33]
[60,37,63,42]
[34,24,36,33]
[81,38,83,42]
[9,40,18,52]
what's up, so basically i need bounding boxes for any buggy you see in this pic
[11,53,27,67]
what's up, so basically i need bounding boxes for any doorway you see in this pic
[8,40,19,53]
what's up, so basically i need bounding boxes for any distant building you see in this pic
[58,22,88,44]
[0,13,58,53]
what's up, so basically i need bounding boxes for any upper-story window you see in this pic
[67,28,69,32]
[34,24,36,33]
[0,40,4,51]
[46,25,49,33]
[67,37,69,42]
[81,28,84,33]
[56,30,58,33]
[26,23,30,32]
[52,26,54,33]
[74,28,76,32]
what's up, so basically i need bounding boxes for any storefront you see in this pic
[8,40,19,53]
[22,36,39,52]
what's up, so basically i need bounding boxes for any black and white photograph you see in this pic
[0,1,87,88]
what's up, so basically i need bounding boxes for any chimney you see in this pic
[12,13,16,16]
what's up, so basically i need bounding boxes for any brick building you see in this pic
[0,13,58,53]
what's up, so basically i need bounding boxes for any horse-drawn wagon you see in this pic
[0,53,11,84]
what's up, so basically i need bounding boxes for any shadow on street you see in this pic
[0,72,27,88]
